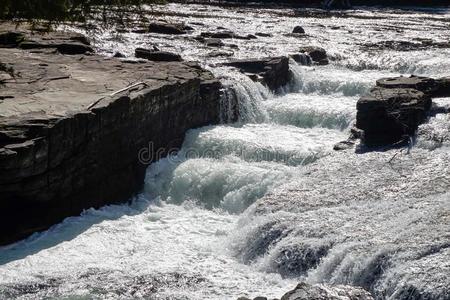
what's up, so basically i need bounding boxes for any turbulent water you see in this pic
[1,4,450,300]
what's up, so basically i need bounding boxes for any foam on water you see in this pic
[264,94,357,130]
[181,124,346,166]
[0,199,296,299]
[3,4,450,300]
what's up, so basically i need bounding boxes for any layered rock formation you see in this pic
[355,75,450,147]
[0,28,221,245]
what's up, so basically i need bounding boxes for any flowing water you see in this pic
[1,4,450,300]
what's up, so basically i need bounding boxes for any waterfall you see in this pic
[216,68,270,124]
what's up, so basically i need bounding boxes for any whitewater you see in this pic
[0,4,449,299]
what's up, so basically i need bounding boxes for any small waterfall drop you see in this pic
[215,68,270,124]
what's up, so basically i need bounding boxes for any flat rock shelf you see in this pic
[0,45,221,245]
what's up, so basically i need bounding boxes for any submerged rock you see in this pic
[223,56,290,91]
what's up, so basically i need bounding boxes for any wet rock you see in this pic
[56,43,94,55]
[205,38,225,48]
[113,52,125,58]
[135,48,182,62]
[290,53,312,66]
[0,31,25,47]
[299,46,328,65]
[223,56,290,91]
[376,75,439,95]
[201,31,235,39]
[207,50,234,57]
[376,75,450,98]
[18,39,94,54]
[333,140,356,151]
[148,22,186,35]
[280,283,373,300]
[363,40,450,51]
[201,31,257,40]
[292,26,306,34]
[255,32,272,37]
[356,87,431,146]
[435,77,450,97]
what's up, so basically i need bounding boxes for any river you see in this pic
[0,3,449,299]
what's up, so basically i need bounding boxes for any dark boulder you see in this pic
[223,56,290,91]
[0,31,25,47]
[299,46,328,65]
[135,48,182,62]
[148,22,186,35]
[56,43,94,55]
[293,26,306,34]
[18,40,94,54]
[356,87,431,146]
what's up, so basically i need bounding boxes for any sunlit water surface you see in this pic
[1,4,450,300]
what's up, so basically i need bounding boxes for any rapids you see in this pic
[1,3,450,300]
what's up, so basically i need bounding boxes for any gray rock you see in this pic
[223,56,290,91]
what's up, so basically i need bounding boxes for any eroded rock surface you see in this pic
[354,75,450,147]
[0,30,221,245]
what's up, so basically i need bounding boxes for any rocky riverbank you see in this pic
[0,24,222,245]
